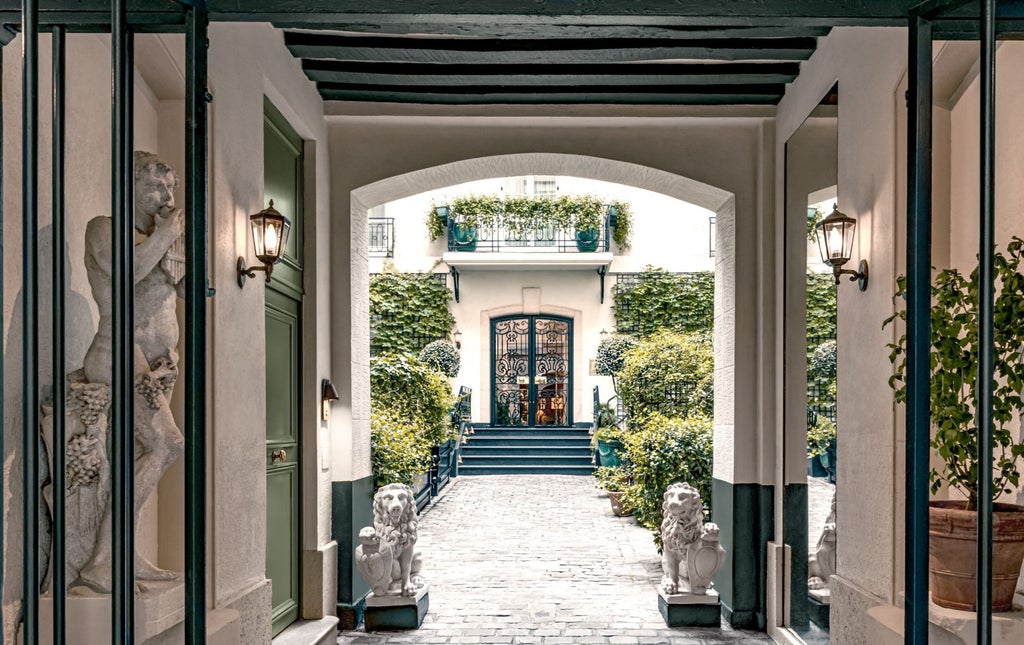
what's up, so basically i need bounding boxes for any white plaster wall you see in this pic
[332,121,774,492]
[205,22,333,621]
[775,26,909,641]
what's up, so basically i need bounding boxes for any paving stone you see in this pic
[338,476,771,645]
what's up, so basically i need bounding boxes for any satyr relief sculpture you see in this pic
[355,484,424,597]
[660,482,726,596]
[41,151,185,592]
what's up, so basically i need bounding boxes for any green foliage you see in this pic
[593,424,626,444]
[370,269,455,355]
[806,273,838,340]
[425,193,632,247]
[617,330,714,419]
[595,334,638,377]
[594,465,632,493]
[621,413,714,541]
[809,340,837,382]
[418,340,461,378]
[807,417,837,459]
[370,408,432,489]
[370,353,457,447]
[609,200,632,250]
[613,267,715,337]
[884,236,1024,509]
[807,207,825,242]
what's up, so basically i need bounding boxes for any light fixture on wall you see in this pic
[322,379,340,422]
[237,200,292,288]
[814,204,868,291]
[452,328,463,350]
[600,328,609,337]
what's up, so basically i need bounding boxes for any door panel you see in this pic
[264,98,304,638]
[491,315,572,427]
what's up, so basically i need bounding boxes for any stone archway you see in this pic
[339,152,757,625]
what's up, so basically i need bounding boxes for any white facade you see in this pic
[369,177,716,425]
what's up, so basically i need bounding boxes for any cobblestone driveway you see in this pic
[339,475,772,645]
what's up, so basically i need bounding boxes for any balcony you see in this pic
[368,217,394,257]
[442,212,613,271]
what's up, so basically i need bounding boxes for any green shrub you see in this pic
[621,413,714,542]
[370,353,457,447]
[617,330,713,419]
[809,339,837,382]
[370,270,455,355]
[806,272,837,340]
[595,334,638,379]
[807,417,836,459]
[418,339,461,378]
[594,466,632,493]
[370,408,432,489]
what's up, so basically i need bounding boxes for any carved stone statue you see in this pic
[808,523,837,590]
[808,492,837,590]
[355,527,394,596]
[355,483,424,597]
[660,482,725,596]
[40,151,185,592]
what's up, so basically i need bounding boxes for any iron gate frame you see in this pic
[490,314,574,428]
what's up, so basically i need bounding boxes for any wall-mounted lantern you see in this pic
[814,204,868,291]
[322,378,340,422]
[452,328,463,350]
[237,200,292,288]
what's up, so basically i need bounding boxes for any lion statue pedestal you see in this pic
[657,482,726,628]
[355,484,429,631]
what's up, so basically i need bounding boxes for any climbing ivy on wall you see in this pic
[370,270,455,355]
[613,267,714,337]
[613,266,837,341]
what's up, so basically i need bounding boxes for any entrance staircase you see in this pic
[459,425,595,476]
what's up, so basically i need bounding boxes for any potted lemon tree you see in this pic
[884,236,1024,611]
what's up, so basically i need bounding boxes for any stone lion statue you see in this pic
[808,522,837,590]
[364,483,423,596]
[660,482,726,595]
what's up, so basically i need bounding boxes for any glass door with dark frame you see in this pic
[492,315,572,427]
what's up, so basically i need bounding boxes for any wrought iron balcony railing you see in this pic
[446,213,610,253]
[369,217,395,257]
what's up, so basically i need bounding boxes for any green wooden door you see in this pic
[264,98,304,637]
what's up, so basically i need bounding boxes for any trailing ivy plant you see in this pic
[425,193,632,247]
[806,272,838,341]
[418,339,461,378]
[621,412,713,545]
[884,236,1024,509]
[370,268,455,355]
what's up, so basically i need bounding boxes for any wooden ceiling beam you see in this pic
[279,23,832,39]
[285,33,815,64]
[316,87,784,105]
[301,60,800,86]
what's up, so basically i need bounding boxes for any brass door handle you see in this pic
[271,449,287,463]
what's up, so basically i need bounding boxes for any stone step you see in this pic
[461,444,592,457]
[468,427,591,438]
[467,434,592,446]
[458,464,595,476]
[271,617,338,645]
[459,454,594,466]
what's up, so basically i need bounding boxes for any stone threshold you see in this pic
[272,617,339,645]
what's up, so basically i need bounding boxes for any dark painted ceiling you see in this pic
[4,1,1024,106]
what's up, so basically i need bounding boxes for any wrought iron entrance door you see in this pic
[492,315,572,426]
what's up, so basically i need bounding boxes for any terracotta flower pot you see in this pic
[608,490,632,517]
[929,500,1024,612]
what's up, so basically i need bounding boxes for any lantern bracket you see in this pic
[833,259,868,291]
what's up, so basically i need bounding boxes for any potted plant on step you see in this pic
[806,416,836,480]
[884,236,1024,612]
[594,466,633,517]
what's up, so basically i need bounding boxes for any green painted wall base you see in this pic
[658,596,721,627]
[785,483,809,628]
[809,596,830,630]
[332,477,375,616]
[365,592,430,631]
[336,597,366,632]
[712,478,773,630]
